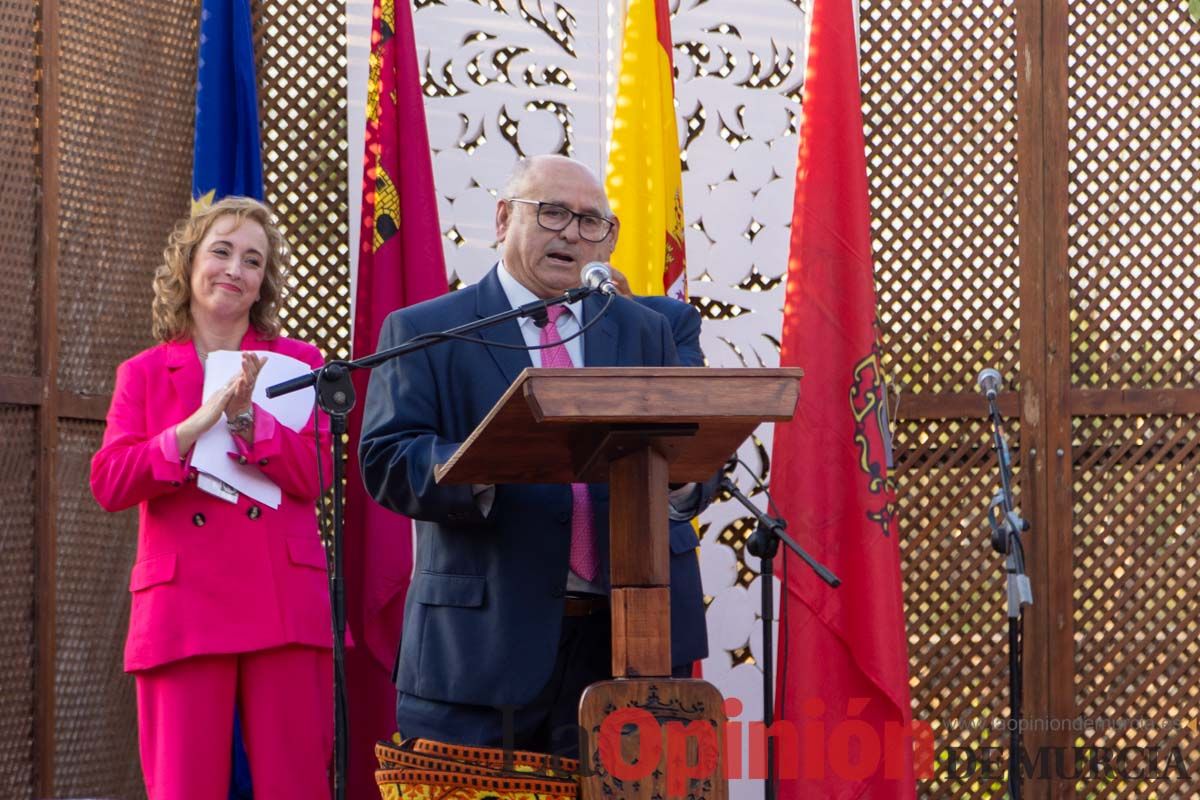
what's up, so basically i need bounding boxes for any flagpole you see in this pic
[719,467,840,800]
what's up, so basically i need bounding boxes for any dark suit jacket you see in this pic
[637,294,703,368]
[359,266,710,708]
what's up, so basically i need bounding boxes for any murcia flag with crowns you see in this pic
[344,0,446,797]
[771,0,916,796]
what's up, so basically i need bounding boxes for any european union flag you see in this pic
[193,0,263,206]
[191,4,263,797]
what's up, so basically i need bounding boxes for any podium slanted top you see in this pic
[434,367,802,485]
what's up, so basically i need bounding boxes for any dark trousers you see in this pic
[395,613,611,758]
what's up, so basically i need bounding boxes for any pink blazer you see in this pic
[91,328,334,672]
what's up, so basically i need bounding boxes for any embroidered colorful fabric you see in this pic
[375,736,579,800]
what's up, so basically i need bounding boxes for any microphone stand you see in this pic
[266,285,607,800]
[719,473,839,800]
[982,390,1032,800]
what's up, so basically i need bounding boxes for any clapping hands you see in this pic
[225,352,267,419]
[175,352,268,453]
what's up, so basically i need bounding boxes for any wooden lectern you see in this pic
[436,367,803,800]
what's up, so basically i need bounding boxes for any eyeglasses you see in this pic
[506,198,615,243]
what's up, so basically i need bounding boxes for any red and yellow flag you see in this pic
[605,0,687,299]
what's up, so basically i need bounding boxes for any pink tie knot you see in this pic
[545,304,568,323]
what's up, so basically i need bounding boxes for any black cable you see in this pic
[313,389,329,537]
[400,292,615,353]
[779,533,788,724]
[734,455,784,518]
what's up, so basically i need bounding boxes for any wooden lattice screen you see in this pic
[0,0,40,794]
[2,0,1199,797]
[1064,2,1200,799]
[0,0,350,796]
[253,0,352,362]
[863,0,1200,797]
[861,0,1026,796]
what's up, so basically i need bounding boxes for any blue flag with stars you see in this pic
[192,3,263,798]
[193,0,263,206]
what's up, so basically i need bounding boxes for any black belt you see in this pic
[562,594,608,617]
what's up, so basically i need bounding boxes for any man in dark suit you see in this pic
[359,155,710,756]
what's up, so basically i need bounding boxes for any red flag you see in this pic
[771,1,915,797]
[345,0,445,796]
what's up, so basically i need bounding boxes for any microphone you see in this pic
[580,262,618,296]
[977,368,1003,401]
[978,367,1011,469]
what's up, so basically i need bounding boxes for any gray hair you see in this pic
[500,155,612,216]
[501,158,536,199]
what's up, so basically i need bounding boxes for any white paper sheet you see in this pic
[191,350,316,509]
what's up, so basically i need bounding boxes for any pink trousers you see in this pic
[135,645,332,800]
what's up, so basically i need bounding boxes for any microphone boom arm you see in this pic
[720,476,840,587]
[719,466,837,800]
[266,286,596,399]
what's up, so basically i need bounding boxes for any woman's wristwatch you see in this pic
[226,408,255,433]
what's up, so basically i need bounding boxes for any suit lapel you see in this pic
[165,339,204,409]
[167,327,271,411]
[582,294,619,367]
[475,266,535,385]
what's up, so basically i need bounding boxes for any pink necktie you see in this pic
[539,305,598,582]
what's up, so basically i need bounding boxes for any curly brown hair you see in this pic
[151,197,291,343]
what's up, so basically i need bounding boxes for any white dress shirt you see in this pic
[496,262,604,593]
[496,260,584,367]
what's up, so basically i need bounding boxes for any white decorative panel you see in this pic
[670,9,806,797]
[672,0,807,376]
[411,0,613,286]
[345,0,372,303]
[345,4,813,796]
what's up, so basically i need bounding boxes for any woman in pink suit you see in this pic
[91,197,333,800]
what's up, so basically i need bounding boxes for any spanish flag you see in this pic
[605,0,687,299]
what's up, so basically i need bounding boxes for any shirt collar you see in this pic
[497,260,583,323]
